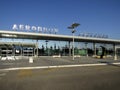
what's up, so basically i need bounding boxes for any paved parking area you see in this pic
[0,56,120,69]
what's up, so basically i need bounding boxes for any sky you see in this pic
[0,0,120,39]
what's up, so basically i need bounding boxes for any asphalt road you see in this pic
[0,65,120,90]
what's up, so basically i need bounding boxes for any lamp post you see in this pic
[68,23,80,60]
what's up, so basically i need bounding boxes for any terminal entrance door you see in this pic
[0,43,35,59]
[22,47,34,56]
[0,44,15,60]
[0,45,13,57]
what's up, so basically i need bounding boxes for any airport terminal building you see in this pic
[0,28,120,60]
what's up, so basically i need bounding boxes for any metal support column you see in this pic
[85,42,88,57]
[36,40,39,57]
[21,43,23,56]
[69,41,71,56]
[34,48,36,57]
[13,44,15,57]
[72,33,75,60]
[114,43,117,60]
[93,43,96,57]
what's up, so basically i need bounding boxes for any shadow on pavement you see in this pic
[98,61,120,67]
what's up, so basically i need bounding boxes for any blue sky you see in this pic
[0,0,120,39]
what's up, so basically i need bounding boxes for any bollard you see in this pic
[29,57,33,63]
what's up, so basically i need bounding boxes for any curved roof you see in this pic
[0,30,120,44]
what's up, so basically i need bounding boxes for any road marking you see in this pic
[0,62,120,71]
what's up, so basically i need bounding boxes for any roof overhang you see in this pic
[0,30,120,44]
[0,42,36,47]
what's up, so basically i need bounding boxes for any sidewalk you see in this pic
[0,56,120,69]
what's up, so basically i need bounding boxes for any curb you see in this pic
[0,62,120,71]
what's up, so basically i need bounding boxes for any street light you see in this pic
[45,40,48,49]
[68,23,80,60]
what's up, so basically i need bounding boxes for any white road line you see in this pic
[0,62,120,71]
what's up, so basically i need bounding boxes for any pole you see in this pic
[67,23,80,60]
[85,43,88,57]
[69,41,71,56]
[93,43,96,57]
[36,40,39,57]
[73,32,74,60]
[114,44,117,60]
